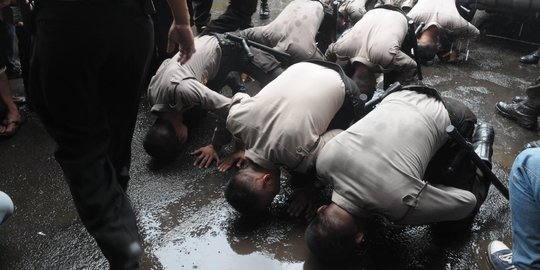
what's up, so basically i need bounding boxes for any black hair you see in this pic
[416,43,438,64]
[305,211,358,263]
[224,168,263,215]
[143,117,183,160]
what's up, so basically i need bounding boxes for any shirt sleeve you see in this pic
[391,51,417,83]
[177,79,231,112]
[211,92,250,150]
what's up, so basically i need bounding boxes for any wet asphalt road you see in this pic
[1,2,540,269]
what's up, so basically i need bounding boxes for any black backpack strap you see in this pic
[401,85,476,133]
[306,60,368,121]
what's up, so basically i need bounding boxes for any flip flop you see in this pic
[0,113,26,139]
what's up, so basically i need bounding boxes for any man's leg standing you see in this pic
[29,1,153,268]
[192,0,213,32]
[105,1,155,192]
[202,0,257,34]
[509,148,540,269]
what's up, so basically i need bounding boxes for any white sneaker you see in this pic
[487,240,517,270]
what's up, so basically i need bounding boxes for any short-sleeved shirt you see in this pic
[408,0,479,39]
[147,35,229,114]
[238,0,326,63]
[226,62,346,173]
[317,90,451,220]
[338,0,367,25]
[325,8,416,74]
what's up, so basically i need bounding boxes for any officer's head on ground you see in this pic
[224,161,280,215]
[351,62,376,101]
[143,115,187,160]
[305,203,367,263]
[416,25,439,63]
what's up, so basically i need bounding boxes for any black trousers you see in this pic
[0,19,7,71]
[202,0,257,34]
[29,1,153,267]
[425,98,489,215]
[0,19,8,120]
[525,75,540,108]
[189,0,213,28]
[206,37,282,90]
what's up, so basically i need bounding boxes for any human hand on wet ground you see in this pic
[217,149,245,172]
[191,144,219,168]
[287,186,321,221]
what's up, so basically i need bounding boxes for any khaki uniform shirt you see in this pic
[226,62,345,173]
[147,35,230,115]
[326,8,416,74]
[338,0,367,25]
[408,0,479,39]
[238,0,326,63]
[317,90,477,224]
[377,0,417,9]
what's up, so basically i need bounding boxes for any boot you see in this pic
[525,139,540,149]
[259,0,270,19]
[109,241,143,270]
[472,123,495,168]
[468,123,494,218]
[511,95,528,103]
[495,100,538,130]
[520,48,540,65]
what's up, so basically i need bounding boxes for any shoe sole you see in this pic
[520,60,539,65]
[495,106,538,131]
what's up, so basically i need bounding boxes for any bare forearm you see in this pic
[167,0,190,26]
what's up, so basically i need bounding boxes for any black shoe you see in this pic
[196,25,207,35]
[109,241,143,270]
[511,95,528,103]
[472,123,495,168]
[520,50,540,65]
[495,101,538,130]
[259,0,270,19]
[525,139,540,149]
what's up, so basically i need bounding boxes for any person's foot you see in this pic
[495,101,538,130]
[487,240,516,270]
[108,241,143,270]
[0,111,24,138]
[259,0,270,19]
[472,123,495,167]
[520,50,540,65]
[195,25,207,35]
[511,95,527,103]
